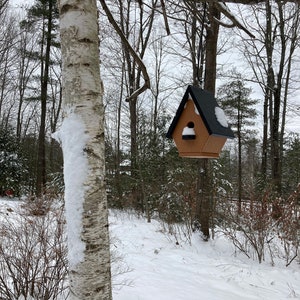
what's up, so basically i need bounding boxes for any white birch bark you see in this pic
[58,0,112,299]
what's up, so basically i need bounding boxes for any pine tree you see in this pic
[282,133,300,195]
[218,75,258,211]
[0,125,28,196]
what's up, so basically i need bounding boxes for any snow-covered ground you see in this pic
[110,211,300,300]
[0,198,299,299]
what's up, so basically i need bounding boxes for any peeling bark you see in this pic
[58,0,112,299]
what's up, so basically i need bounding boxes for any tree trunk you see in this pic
[198,3,220,240]
[237,105,242,213]
[36,0,53,195]
[188,3,209,239]
[272,87,281,194]
[261,93,268,181]
[204,3,219,94]
[50,78,63,173]
[196,158,211,240]
[115,62,125,204]
[58,0,112,299]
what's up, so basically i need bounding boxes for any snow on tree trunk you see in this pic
[57,0,112,299]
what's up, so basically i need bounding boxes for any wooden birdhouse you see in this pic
[166,85,234,158]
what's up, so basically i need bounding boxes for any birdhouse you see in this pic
[166,85,234,158]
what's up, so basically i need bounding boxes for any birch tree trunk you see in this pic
[58,0,112,299]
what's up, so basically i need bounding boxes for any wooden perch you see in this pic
[99,0,150,102]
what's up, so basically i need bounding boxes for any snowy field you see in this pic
[110,211,300,300]
[0,198,299,299]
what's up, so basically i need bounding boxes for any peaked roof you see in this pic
[166,85,235,139]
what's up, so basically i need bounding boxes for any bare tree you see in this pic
[237,1,300,194]
[15,26,40,139]
[32,0,58,195]
[100,0,155,209]
[0,8,18,127]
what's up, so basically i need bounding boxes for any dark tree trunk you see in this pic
[197,3,220,240]
[237,104,242,213]
[115,64,125,204]
[129,96,141,208]
[272,87,281,194]
[204,4,219,94]
[36,0,53,195]
[261,93,268,181]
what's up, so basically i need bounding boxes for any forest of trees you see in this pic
[0,0,299,297]
[0,0,299,224]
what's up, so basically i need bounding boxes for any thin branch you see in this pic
[98,0,150,102]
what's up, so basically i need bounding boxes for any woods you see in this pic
[0,0,299,298]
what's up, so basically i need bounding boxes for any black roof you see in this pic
[166,85,235,139]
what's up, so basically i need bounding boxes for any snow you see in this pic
[110,212,300,300]
[52,112,88,268]
[0,199,299,299]
[194,104,200,115]
[215,106,229,128]
[182,126,195,136]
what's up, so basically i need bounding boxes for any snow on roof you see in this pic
[215,107,229,128]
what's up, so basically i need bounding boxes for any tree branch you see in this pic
[214,2,256,38]
[161,0,171,35]
[98,0,150,102]
[213,17,235,28]
[0,0,8,17]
